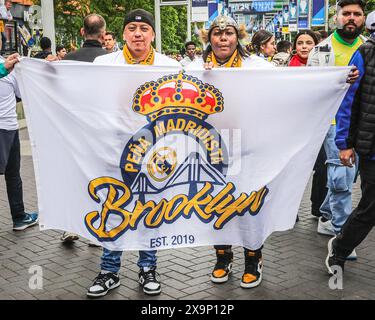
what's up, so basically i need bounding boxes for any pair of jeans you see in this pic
[101,248,157,273]
[320,125,356,233]
[334,158,375,257]
[0,130,26,222]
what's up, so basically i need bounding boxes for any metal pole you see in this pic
[41,0,56,53]
[155,0,162,52]
[186,0,191,41]
[325,0,329,32]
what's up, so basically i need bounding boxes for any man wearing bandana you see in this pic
[307,0,366,260]
[187,15,273,289]
[88,9,180,298]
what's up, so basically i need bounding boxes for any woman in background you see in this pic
[288,30,319,67]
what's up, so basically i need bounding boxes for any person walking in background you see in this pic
[288,30,319,66]
[249,30,276,61]
[60,13,107,244]
[180,41,197,67]
[272,40,292,66]
[326,11,375,275]
[56,45,67,60]
[285,30,327,219]
[34,37,54,60]
[64,14,107,63]
[103,31,118,53]
[0,0,12,54]
[307,1,366,261]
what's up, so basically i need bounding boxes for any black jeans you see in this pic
[335,158,375,256]
[0,130,25,222]
[311,145,328,215]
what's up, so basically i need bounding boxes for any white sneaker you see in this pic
[61,232,79,242]
[317,217,336,236]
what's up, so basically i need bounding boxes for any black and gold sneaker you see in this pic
[241,249,263,289]
[211,249,233,283]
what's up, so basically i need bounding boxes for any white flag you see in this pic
[16,58,350,251]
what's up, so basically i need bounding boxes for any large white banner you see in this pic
[16,58,350,251]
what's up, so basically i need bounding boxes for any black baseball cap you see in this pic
[123,9,155,31]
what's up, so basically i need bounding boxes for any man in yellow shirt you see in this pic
[307,0,366,258]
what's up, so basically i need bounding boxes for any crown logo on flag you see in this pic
[132,72,224,122]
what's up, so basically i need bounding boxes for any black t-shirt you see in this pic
[33,50,52,59]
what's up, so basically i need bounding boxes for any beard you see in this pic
[336,23,363,40]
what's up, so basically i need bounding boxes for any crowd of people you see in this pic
[1,0,375,299]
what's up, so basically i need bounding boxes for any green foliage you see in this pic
[161,6,186,53]
[88,0,125,41]
[367,0,375,13]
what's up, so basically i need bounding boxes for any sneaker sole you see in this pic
[86,281,121,298]
[240,273,262,289]
[317,224,336,236]
[346,250,357,261]
[61,235,79,242]
[143,287,162,295]
[88,242,101,247]
[210,264,233,284]
[325,238,334,275]
[346,255,357,261]
[13,218,39,231]
[138,278,161,295]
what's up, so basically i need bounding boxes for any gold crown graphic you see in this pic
[132,72,224,121]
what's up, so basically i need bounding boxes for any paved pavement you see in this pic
[0,128,375,300]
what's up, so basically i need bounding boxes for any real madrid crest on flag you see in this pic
[121,72,228,200]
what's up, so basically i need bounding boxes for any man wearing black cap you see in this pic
[94,9,180,66]
[88,9,180,299]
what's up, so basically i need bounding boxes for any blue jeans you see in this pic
[320,125,356,233]
[101,249,157,273]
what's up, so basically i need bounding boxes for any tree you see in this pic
[34,0,194,53]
